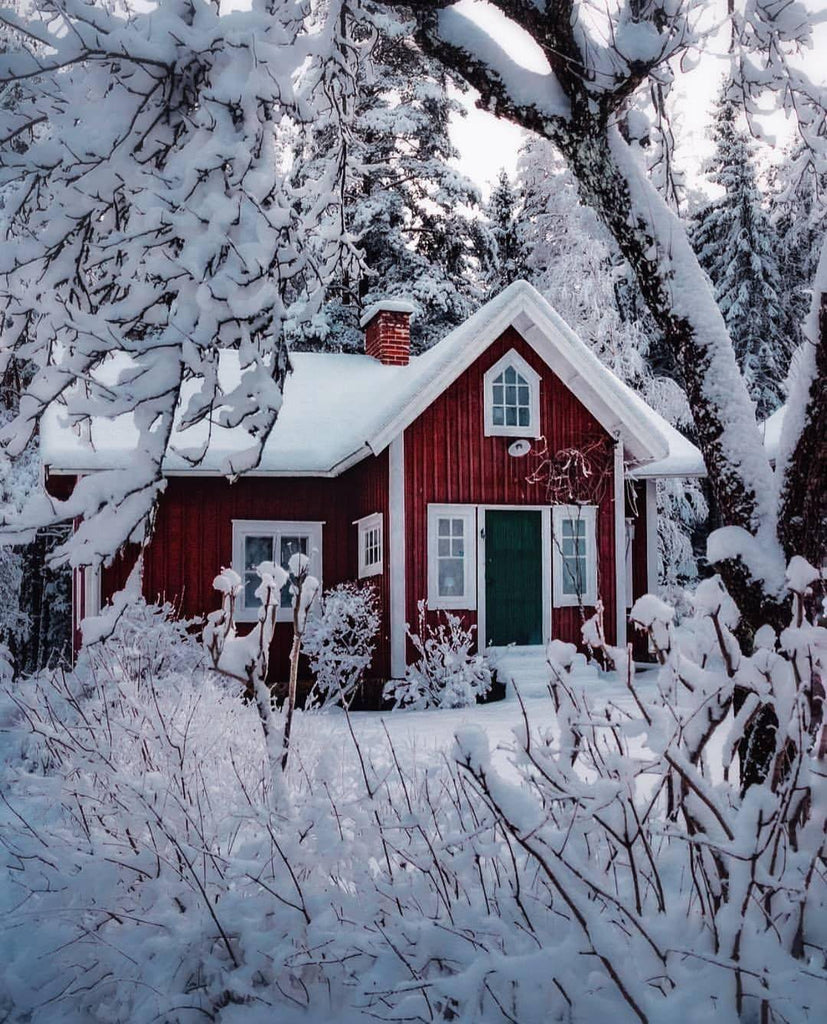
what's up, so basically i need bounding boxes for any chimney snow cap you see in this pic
[359,298,417,329]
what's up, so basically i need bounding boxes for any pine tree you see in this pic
[292,4,483,353]
[691,84,789,418]
[480,169,528,296]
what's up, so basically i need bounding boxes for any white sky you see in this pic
[448,0,827,198]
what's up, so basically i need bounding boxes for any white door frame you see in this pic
[476,504,552,651]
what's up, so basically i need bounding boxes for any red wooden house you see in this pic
[42,281,704,681]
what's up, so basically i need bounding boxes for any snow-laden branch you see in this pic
[0,0,347,565]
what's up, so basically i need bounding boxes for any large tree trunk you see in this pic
[779,292,827,569]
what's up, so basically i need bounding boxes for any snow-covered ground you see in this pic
[289,660,662,778]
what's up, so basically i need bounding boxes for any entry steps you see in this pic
[486,644,601,699]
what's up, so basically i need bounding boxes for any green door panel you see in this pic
[484,510,543,646]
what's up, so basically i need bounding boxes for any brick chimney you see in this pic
[360,300,416,366]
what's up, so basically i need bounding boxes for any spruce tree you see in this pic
[691,84,788,418]
[480,169,529,296]
[293,4,483,353]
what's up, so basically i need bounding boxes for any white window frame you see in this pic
[355,512,384,578]
[232,519,323,623]
[427,504,477,610]
[552,504,598,607]
[483,349,541,439]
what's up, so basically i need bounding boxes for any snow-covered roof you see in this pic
[41,280,704,479]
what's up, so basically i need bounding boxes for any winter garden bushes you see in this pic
[1,561,826,1023]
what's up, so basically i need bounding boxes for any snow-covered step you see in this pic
[487,644,603,698]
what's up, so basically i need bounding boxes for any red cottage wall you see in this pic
[404,326,619,649]
[343,450,391,681]
[99,458,390,682]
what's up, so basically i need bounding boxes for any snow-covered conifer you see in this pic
[291,3,483,353]
[479,169,529,296]
[768,142,827,358]
[691,82,789,417]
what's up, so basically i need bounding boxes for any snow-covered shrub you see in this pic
[304,582,379,709]
[83,597,205,681]
[385,600,492,709]
[0,636,309,1021]
[1,562,825,1023]
[205,557,320,778]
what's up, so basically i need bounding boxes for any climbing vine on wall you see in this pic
[526,435,615,506]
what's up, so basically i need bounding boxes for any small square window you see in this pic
[356,513,383,578]
[232,520,322,622]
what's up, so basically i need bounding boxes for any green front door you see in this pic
[484,510,543,646]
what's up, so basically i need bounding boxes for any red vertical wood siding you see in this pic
[404,326,619,649]
[98,463,391,681]
[343,449,391,680]
[627,479,653,660]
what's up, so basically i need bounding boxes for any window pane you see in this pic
[492,384,504,405]
[438,537,450,557]
[562,557,585,595]
[518,385,529,404]
[452,519,464,535]
[452,538,464,557]
[245,571,261,608]
[438,518,451,537]
[245,535,273,571]
[518,407,529,427]
[504,366,516,384]
[506,406,517,426]
[439,558,464,597]
[493,406,504,425]
[506,385,517,405]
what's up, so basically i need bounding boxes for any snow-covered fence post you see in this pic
[281,553,320,771]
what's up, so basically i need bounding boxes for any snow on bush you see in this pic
[303,582,379,709]
[205,557,319,781]
[1,564,825,1022]
[384,600,492,709]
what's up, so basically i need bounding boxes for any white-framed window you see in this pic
[552,505,598,607]
[356,512,383,578]
[427,504,477,609]
[232,519,323,622]
[483,349,541,438]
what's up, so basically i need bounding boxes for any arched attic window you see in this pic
[483,349,541,438]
